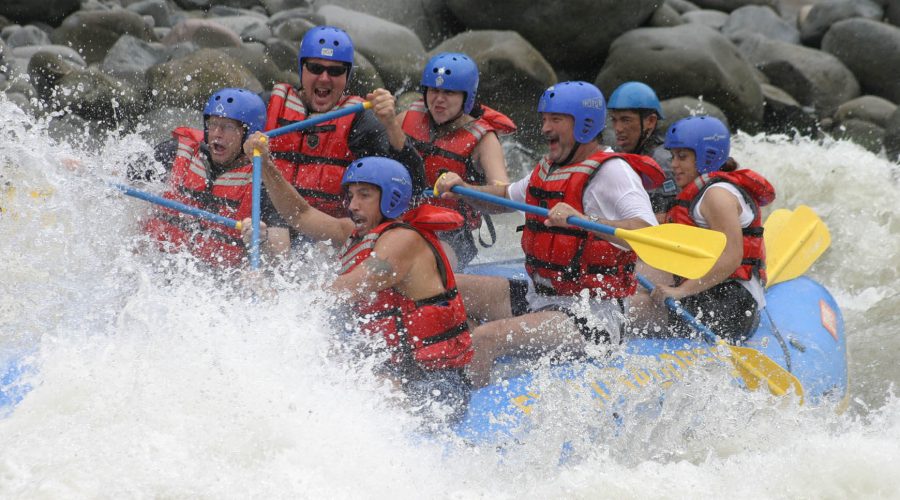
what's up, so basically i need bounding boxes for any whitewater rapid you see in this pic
[1,96,899,498]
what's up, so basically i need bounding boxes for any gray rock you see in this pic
[271,16,316,43]
[221,45,288,89]
[739,34,859,117]
[822,19,900,104]
[53,67,144,124]
[834,96,898,128]
[761,83,819,135]
[26,49,84,102]
[265,37,301,71]
[888,0,900,28]
[269,6,318,28]
[688,0,780,13]
[596,25,764,131]
[263,0,314,15]
[4,91,34,115]
[3,25,52,48]
[102,35,169,86]
[799,0,883,48]
[430,30,557,146]
[172,0,212,9]
[317,5,426,92]
[832,118,885,154]
[658,97,729,134]
[667,0,701,14]
[207,15,273,42]
[146,48,263,110]
[648,3,685,27]
[311,0,464,50]
[10,44,86,68]
[137,106,204,145]
[127,0,173,28]
[445,0,659,74]
[0,0,80,26]
[345,51,384,98]
[51,9,156,65]
[884,107,900,161]
[162,19,244,48]
[722,5,800,45]
[681,10,730,30]
[206,0,266,10]
[47,113,105,150]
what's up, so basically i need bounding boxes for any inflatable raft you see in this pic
[452,260,848,444]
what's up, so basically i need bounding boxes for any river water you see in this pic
[1,96,898,498]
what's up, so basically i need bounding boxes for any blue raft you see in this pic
[453,261,848,443]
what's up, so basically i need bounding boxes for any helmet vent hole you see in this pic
[318,38,325,45]
[446,69,452,75]
[227,97,234,103]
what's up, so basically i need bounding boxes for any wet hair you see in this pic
[721,156,740,172]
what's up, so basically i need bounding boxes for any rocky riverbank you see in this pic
[1,0,899,160]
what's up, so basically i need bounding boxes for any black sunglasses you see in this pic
[304,61,349,77]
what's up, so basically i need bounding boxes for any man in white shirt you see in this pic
[433,81,663,387]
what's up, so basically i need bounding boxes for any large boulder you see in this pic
[311,0,463,49]
[207,14,273,43]
[317,5,426,92]
[445,0,658,75]
[3,25,52,49]
[146,49,263,110]
[722,5,799,44]
[738,34,859,117]
[126,0,174,29]
[52,68,144,124]
[760,83,819,136]
[658,97,729,134]
[648,3,685,27]
[688,0,779,12]
[833,96,898,128]
[101,35,169,87]
[430,30,557,146]
[596,25,764,131]
[667,0,701,14]
[25,48,86,103]
[799,0,883,47]
[888,0,900,28]
[51,9,156,65]
[681,10,729,30]
[884,107,900,161]
[831,119,884,154]
[162,19,244,48]
[821,19,900,104]
[0,0,80,26]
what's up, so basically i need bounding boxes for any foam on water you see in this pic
[2,96,899,497]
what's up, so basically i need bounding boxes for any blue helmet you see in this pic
[538,81,606,143]
[664,116,731,174]
[298,26,354,82]
[341,156,412,219]
[203,88,266,137]
[420,52,479,114]
[607,81,664,119]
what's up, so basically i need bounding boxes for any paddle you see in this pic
[264,101,372,138]
[635,275,805,400]
[112,183,240,229]
[442,185,726,279]
[763,205,830,286]
[250,148,262,269]
[447,184,803,400]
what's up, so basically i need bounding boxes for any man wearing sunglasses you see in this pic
[262,26,424,227]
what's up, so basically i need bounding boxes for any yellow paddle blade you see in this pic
[765,205,831,286]
[618,223,726,279]
[762,208,792,239]
[727,343,805,403]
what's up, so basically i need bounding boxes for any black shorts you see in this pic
[668,280,760,343]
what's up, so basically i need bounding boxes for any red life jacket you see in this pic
[402,100,516,230]
[666,169,775,283]
[265,84,365,217]
[338,205,473,370]
[143,127,253,268]
[521,151,665,298]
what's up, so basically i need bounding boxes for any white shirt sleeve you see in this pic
[582,154,657,227]
[507,173,530,203]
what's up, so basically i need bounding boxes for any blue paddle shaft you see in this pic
[448,185,616,237]
[635,274,717,344]
[265,102,369,138]
[113,183,239,229]
[250,154,262,269]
